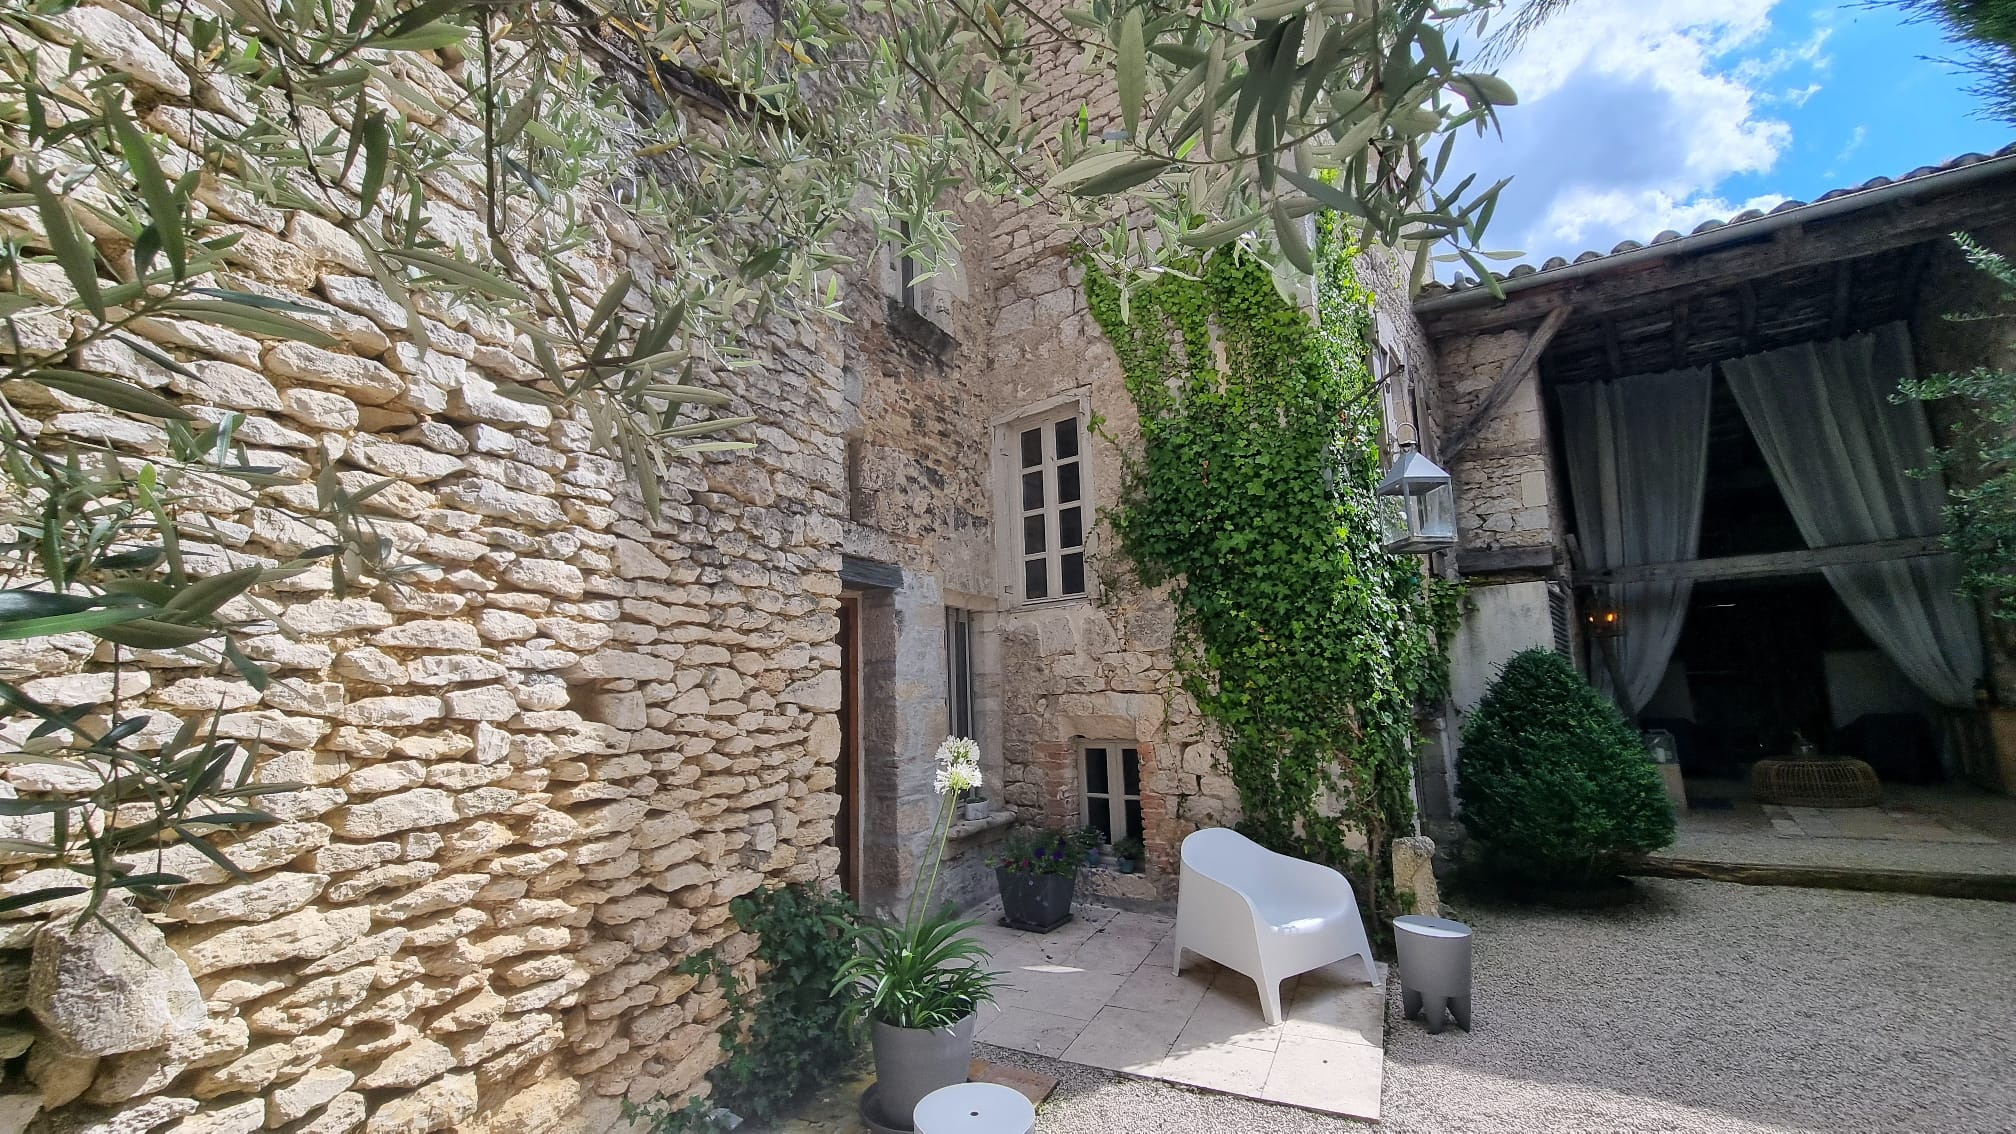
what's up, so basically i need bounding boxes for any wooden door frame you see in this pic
[837,594,863,899]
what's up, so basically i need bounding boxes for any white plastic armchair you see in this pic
[1173,827,1379,1025]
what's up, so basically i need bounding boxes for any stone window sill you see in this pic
[948,808,1018,842]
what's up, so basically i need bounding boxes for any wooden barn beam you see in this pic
[1573,535,1946,586]
[1828,260,1855,340]
[1441,303,1573,464]
[1417,193,2016,336]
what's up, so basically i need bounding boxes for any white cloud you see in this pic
[1542,189,1790,246]
[1445,0,1826,266]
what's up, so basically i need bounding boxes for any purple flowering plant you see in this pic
[989,826,1098,877]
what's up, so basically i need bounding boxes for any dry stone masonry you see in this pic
[0,5,849,1132]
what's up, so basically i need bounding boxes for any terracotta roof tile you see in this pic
[1419,141,2016,298]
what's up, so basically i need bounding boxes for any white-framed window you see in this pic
[945,606,976,743]
[1004,410,1088,603]
[879,231,960,336]
[1080,743,1142,844]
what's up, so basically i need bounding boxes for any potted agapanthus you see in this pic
[989,826,1095,931]
[836,737,999,1127]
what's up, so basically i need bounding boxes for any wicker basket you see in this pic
[1750,757,1883,808]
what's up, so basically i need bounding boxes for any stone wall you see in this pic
[1430,326,1562,556]
[0,7,849,1133]
[971,32,1446,887]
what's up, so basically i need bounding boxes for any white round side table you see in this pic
[911,1082,1036,1134]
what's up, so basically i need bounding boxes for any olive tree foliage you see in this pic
[0,0,1517,918]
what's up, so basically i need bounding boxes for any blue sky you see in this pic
[1451,0,2016,270]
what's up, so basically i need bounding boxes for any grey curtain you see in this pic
[1723,323,1982,708]
[1559,367,1715,715]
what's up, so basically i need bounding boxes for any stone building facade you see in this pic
[0,5,1454,1134]
[0,7,851,1134]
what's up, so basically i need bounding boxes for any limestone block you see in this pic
[52,5,189,94]
[439,479,564,528]
[301,928,407,977]
[320,276,407,330]
[180,907,372,976]
[348,437,464,483]
[372,873,489,922]
[166,872,329,924]
[26,1039,99,1109]
[0,1095,37,1133]
[341,696,445,728]
[1391,835,1441,918]
[171,361,282,412]
[265,343,402,405]
[343,761,425,795]
[167,1098,264,1134]
[30,897,206,1055]
[289,1092,364,1134]
[17,670,150,708]
[403,908,488,950]
[261,680,346,717]
[118,822,330,888]
[404,655,507,687]
[194,1031,341,1098]
[442,686,516,722]
[331,789,456,838]
[245,967,376,1035]
[360,1071,477,1134]
[264,1067,354,1129]
[448,372,552,429]
[500,558,584,598]
[353,1037,453,1091]
[33,1096,198,1134]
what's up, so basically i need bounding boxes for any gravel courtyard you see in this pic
[970,878,2016,1134]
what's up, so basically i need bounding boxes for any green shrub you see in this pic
[1456,649,1675,888]
[626,884,862,1132]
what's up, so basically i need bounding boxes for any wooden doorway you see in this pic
[837,594,862,898]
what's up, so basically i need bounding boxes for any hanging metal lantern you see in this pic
[1375,428,1457,553]
[1585,589,1625,638]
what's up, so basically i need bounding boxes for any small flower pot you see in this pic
[1116,858,1137,874]
[962,801,990,822]
[996,867,1075,932]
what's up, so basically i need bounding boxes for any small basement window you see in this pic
[1081,743,1142,844]
[946,606,976,743]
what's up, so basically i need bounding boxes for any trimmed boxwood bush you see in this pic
[1457,649,1675,890]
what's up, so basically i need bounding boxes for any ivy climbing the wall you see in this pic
[1087,236,1461,931]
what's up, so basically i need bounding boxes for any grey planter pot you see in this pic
[996,867,1075,931]
[870,1013,976,1129]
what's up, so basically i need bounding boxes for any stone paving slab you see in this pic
[968,900,1387,1120]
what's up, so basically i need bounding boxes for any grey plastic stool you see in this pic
[1393,914,1472,1034]
[912,1082,1035,1134]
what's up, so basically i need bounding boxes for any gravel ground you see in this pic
[968,879,2016,1134]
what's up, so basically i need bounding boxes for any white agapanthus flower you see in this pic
[933,735,982,795]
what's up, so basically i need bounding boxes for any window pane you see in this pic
[1090,808,1114,843]
[1024,558,1048,600]
[1057,460,1081,503]
[1020,427,1043,469]
[1123,798,1143,842]
[1054,418,1079,459]
[1121,748,1141,796]
[1058,506,1083,549]
[1061,552,1085,597]
[1023,514,1046,554]
[1022,471,1044,511]
[1083,748,1109,794]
